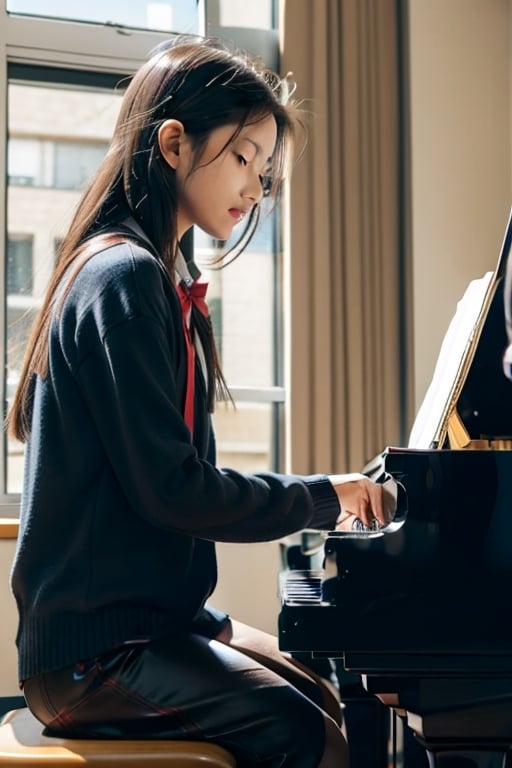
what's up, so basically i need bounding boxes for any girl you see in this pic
[7,36,395,768]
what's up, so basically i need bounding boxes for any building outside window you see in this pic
[9,137,109,190]
[7,235,32,295]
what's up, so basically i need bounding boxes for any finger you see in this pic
[335,511,357,531]
[366,482,391,527]
[369,479,397,526]
[357,487,377,527]
[348,481,375,526]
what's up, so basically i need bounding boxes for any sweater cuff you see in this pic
[303,474,340,530]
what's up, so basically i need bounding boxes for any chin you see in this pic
[204,226,234,241]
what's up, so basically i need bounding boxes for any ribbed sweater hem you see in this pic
[18,604,179,680]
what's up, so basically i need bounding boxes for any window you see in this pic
[7,139,39,186]
[1,7,175,504]
[7,235,32,295]
[195,2,283,478]
[8,137,109,190]
[197,204,284,472]
[54,142,109,190]
[6,0,200,34]
[5,76,126,495]
[1,1,285,508]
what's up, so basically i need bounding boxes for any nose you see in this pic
[243,172,264,205]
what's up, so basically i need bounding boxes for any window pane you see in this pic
[6,78,123,494]
[197,208,282,389]
[53,142,109,190]
[7,138,40,186]
[7,236,33,295]
[8,137,109,190]
[5,57,283,495]
[208,0,273,29]
[6,0,199,33]
[213,401,281,472]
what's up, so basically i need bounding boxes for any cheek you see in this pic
[194,166,226,198]
[177,156,231,213]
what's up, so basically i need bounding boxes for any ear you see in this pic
[158,119,185,170]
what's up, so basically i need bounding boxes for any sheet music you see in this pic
[408,272,494,449]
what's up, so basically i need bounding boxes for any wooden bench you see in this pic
[0,707,236,766]
[0,520,236,765]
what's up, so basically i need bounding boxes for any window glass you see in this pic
[7,235,33,295]
[5,73,282,494]
[195,205,280,389]
[3,0,283,502]
[8,137,109,190]
[6,0,199,33]
[5,79,123,494]
[190,14,283,474]
[208,0,274,29]
[197,252,277,389]
[7,139,40,186]
[213,401,281,473]
[53,142,109,190]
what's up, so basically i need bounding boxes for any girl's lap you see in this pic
[24,629,327,767]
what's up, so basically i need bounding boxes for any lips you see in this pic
[228,208,245,222]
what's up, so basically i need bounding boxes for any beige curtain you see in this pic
[280,0,412,475]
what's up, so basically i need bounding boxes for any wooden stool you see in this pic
[0,707,237,766]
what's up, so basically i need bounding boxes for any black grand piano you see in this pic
[279,210,512,768]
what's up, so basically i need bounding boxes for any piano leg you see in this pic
[388,679,512,768]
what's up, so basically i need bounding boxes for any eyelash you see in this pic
[237,155,272,196]
[260,175,273,197]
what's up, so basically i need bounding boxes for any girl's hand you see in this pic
[328,473,397,531]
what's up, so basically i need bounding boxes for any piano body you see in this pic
[279,210,512,768]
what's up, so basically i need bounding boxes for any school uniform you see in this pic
[12,220,340,767]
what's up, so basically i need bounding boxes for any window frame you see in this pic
[0,2,285,513]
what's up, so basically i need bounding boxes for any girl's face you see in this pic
[160,114,278,241]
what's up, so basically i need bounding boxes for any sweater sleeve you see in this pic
[68,250,340,543]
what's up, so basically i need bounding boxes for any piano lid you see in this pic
[408,207,512,451]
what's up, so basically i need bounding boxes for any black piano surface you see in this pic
[280,447,512,659]
[279,448,512,767]
[279,212,512,767]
